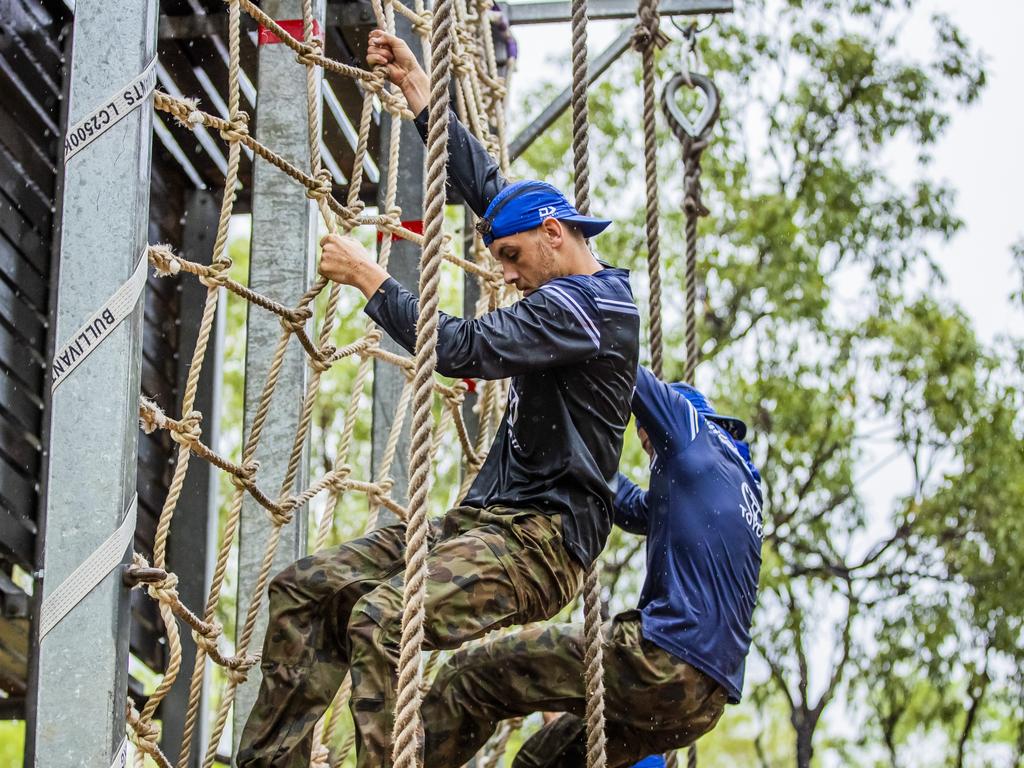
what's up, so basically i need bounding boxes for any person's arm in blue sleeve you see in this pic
[613,472,649,535]
[631,366,702,458]
[364,277,601,379]
[413,108,507,217]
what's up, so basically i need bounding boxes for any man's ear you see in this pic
[540,217,564,247]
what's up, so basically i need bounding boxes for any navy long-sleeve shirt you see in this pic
[364,109,640,566]
[614,367,763,702]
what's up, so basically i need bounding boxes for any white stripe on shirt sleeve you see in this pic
[540,284,601,347]
[595,297,640,315]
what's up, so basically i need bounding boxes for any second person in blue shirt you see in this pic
[418,367,764,767]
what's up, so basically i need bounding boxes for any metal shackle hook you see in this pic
[661,71,720,143]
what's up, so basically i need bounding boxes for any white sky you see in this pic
[504,0,1023,343]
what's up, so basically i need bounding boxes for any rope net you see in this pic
[129,0,517,764]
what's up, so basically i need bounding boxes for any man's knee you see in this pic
[348,587,402,656]
[267,559,307,609]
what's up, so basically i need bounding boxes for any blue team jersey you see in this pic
[614,367,763,703]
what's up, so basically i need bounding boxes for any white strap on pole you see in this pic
[51,251,148,393]
[38,495,138,642]
[111,737,128,768]
[63,57,158,165]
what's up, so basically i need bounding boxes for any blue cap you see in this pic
[669,382,749,441]
[475,180,612,246]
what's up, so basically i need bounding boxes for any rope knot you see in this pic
[148,243,181,277]
[327,464,353,492]
[453,53,473,77]
[230,460,259,490]
[146,570,180,604]
[193,620,224,654]
[296,37,324,67]
[338,206,363,231]
[413,11,433,37]
[224,652,260,684]
[127,704,161,755]
[220,111,250,143]
[268,498,296,527]
[225,666,251,685]
[311,343,337,372]
[281,307,313,334]
[369,478,393,508]
[630,0,666,53]
[306,168,333,201]
[171,410,203,447]
[369,67,389,92]
[200,260,231,288]
[385,205,403,226]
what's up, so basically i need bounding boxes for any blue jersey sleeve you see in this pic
[631,366,702,459]
[613,472,649,535]
[364,276,601,380]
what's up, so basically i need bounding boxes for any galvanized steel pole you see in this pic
[31,0,157,765]
[232,0,324,746]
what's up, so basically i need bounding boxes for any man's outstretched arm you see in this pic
[612,473,649,534]
[318,236,600,380]
[367,29,508,216]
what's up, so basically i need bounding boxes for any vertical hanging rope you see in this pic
[662,59,720,768]
[681,132,708,385]
[570,0,591,214]
[632,0,663,379]
[662,71,716,385]
[391,1,455,767]
[570,1,608,767]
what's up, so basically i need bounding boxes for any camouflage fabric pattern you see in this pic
[236,505,583,768]
[421,611,728,768]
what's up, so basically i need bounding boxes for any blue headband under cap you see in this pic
[475,180,612,246]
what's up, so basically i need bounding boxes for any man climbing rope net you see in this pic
[236,29,640,768]
[418,367,764,768]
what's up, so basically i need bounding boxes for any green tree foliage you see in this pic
[510,1,1020,765]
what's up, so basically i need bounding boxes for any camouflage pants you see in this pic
[421,611,728,768]
[236,505,583,768]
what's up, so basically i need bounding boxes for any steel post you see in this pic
[30,0,157,764]
[233,0,324,746]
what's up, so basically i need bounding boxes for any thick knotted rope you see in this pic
[391,1,456,766]
[569,1,609,766]
[633,0,664,379]
[676,128,711,384]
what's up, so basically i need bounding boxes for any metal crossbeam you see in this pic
[503,0,732,25]
[159,0,731,38]
[510,25,632,161]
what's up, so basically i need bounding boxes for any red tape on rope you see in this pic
[258,19,322,45]
[377,220,425,244]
